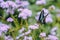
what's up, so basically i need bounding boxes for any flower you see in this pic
[16,33,25,40]
[18,8,32,19]
[36,0,46,5]
[0,0,4,3]
[24,30,31,35]
[42,8,49,16]
[50,32,56,36]
[51,26,58,32]
[21,1,29,8]
[7,17,13,22]
[17,8,24,12]
[0,2,9,8]
[28,23,39,30]
[39,32,46,37]
[23,36,32,40]
[19,27,25,33]
[49,5,55,10]
[48,35,58,40]
[4,35,13,40]
[0,24,10,33]
[45,14,53,23]
[6,1,17,9]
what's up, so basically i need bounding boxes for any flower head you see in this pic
[7,17,13,22]
[18,8,32,19]
[0,24,10,33]
[28,23,39,30]
[39,32,46,37]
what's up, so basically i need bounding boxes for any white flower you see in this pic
[49,5,55,10]
[36,0,46,5]
[7,17,13,22]
[28,23,39,30]
[39,32,46,37]
[48,35,58,40]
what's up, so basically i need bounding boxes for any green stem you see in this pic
[11,14,19,28]
[25,19,28,29]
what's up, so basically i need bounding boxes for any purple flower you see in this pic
[0,2,9,8]
[39,32,46,37]
[7,17,13,22]
[45,14,53,23]
[18,8,32,19]
[0,24,10,33]
[48,35,58,40]
[36,0,46,5]
[0,0,4,3]
[19,27,25,33]
[23,36,32,40]
[24,30,31,35]
[28,23,39,30]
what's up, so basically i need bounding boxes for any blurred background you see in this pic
[0,0,60,40]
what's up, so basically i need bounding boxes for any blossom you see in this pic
[17,8,24,12]
[18,8,32,19]
[23,36,32,40]
[45,14,53,23]
[16,30,31,40]
[0,0,4,3]
[4,35,13,40]
[28,23,39,30]
[36,0,46,5]
[42,8,49,16]
[6,8,14,14]
[56,13,60,18]
[39,32,46,37]
[24,30,31,35]
[0,2,9,8]
[0,23,10,36]
[7,17,13,22]
[51,26,58,32]
[20,1,29,8]
[6,1,17,9]
[19,27,25,33]
[49,5,55,10]
[50,32,56,36]
[48,35,58,40]
[16,33,25,40]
